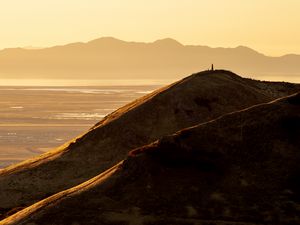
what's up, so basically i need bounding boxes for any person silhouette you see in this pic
[211,64,214,71]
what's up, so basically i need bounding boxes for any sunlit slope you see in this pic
[2,93,300,225]
[0,70,299,218]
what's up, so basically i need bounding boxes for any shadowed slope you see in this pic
[2,93,300,225]
[0,70,299,218]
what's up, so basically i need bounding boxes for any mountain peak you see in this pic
[152,38,183,47]
[235,45,262,55]
[87,37,125,45]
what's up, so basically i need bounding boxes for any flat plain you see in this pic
[0,84,161,168]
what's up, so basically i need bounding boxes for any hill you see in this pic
[2,92,300,225]
[0,70,299,218]
[0,37,299,80]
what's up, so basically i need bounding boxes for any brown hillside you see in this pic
[2,93,300,225]
[0,70,299,218]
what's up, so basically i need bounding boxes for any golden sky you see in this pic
[0,0,299,56]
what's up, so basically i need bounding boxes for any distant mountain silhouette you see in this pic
[2,92,300,225]
[0,70,299,219]
[0,37,299,80]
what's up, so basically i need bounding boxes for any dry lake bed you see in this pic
[0,84,162,168]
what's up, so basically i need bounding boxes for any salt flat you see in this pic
[0,84,161,168]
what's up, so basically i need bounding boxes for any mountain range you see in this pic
[0,37,299,80]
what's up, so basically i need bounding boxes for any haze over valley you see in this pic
[0,85,160,168]
[0,37,299,83]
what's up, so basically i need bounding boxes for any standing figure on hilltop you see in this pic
[211,64,214,71]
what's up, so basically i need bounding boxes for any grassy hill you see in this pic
[0,70,299,220]
[2,92,299,225]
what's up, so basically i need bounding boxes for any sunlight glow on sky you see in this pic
[0,0,299,56]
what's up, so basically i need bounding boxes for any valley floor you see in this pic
[0,84,161,168]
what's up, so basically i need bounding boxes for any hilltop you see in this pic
[2,92,299,225]
[0,37,299,80]
[0,70,299,219]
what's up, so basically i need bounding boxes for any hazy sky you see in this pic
[0,0,299,56]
